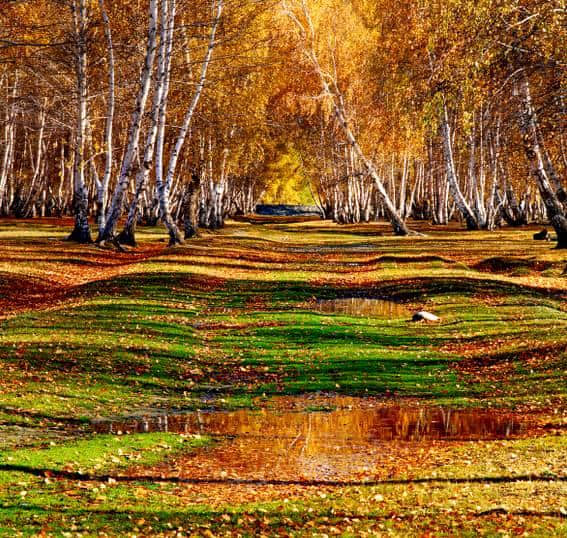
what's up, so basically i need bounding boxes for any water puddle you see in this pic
[92,403,524,489]
[92,405,521,441]
[312,297,408,318]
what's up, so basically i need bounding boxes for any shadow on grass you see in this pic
[464,341,567,366]
[5,268,564,315]
[371,276,567,301]
[3,271,565,407]
[1,464,565,487]
[94,272,566,303]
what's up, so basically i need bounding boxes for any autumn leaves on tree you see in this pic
[0,0,565,246]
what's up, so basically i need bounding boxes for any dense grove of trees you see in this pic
[0,0,565,246]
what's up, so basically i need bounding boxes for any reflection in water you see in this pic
[92,406,522,483]
[313,298,408,318]
[93,406,521,442]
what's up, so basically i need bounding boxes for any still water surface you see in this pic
[92,402,522,482]
[93,404,521,442]
[313,298,409,318]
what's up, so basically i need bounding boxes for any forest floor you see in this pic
[0,218,566,536]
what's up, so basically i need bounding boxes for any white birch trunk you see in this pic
[119,0,175,245]
[100,0,159,241]
[96,0,115,237]
[440,100,479,230]
[156,0,223,244]
[517,76,567,248]
[0,72,18,210]
[23,100,47,213]
[68,0,92,243]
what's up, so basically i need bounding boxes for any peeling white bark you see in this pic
[156,0,223,244]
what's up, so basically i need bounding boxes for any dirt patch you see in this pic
[459,342,567,367]
[348,276,566,303]
[452,341,567,400]
[0,272,70,317]
[177,360,283,388]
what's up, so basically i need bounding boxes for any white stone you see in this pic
[412,311,440,322]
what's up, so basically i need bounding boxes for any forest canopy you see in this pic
[0,0,565,245]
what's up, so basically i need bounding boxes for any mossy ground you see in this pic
[0,218,565,536]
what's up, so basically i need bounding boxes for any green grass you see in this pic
[0,433,211,477]
[1,221,566,427]
[0,219,566,535]
[0,433,211,536]
[0,435,565,536]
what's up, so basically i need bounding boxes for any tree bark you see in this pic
[99,0,159,242]
[118,0,175,247]
[517,76,567,248]
[68,0,93,243]
[183,170,201,238]
[156,0,223,245]
[95,0,115,238]
[440,101,480,231]
[0,71,18,213]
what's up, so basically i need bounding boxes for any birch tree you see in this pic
[118,0,176,246]
[439,99,482,230]
[155,0,223,245]
[68,0,92,243]
[95,0,115,237]
[98,0,159,243]
[517,75,567,248]
[0,71,18,213]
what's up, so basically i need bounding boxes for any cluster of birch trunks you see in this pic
[284,2,566,247]
[1,0,566,248]
[0,0,263,246]
[312,121,552,230]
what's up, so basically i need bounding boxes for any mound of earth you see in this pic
[0,272,67,314]
[474,257,553,274]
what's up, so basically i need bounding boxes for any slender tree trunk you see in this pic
[68,0,93,243]
[398,153,408,219]
[287,3,409,235]
[22,99,47,215]
[119,0,174,246]
[157,0,223,245]
[440,100,480,230]
[0,72,18,212]
[183,170,201,238]
[517,76,567,248]
[95,0,115,238]
[99,0,158,242]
